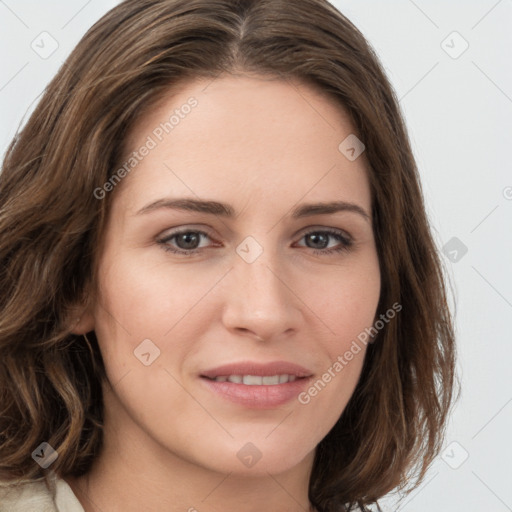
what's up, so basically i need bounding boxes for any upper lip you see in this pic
[200,361,313,379]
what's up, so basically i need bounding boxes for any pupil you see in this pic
[178,232,199,249]
[307,233,328,249]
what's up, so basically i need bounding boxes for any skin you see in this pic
[67,74,381,512]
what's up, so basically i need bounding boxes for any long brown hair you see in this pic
[0,1,457,510]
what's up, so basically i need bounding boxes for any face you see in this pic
[80,74,380,477]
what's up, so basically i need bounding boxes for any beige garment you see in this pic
[0,470,84,512]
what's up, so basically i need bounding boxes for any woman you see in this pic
[0,0,456,511]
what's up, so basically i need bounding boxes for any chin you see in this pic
[188,435,316,477]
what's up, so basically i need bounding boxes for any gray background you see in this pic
[1,1,511,510]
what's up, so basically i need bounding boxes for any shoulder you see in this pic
[0,472,84,512]
[0,477,56,512]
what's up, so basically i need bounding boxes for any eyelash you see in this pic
[157,228,353,257]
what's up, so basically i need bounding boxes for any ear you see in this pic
[66,302,95,335]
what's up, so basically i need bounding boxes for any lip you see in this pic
[199,360,313,409]
[200,360,313,379]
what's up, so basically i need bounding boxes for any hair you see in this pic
[0,0,457,510]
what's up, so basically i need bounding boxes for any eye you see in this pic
[158,229,215,256]
[157,227,353,257]
[295,229,353,255]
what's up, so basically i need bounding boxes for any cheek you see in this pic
[296,267,379,431]
[305,259,381,355]
[296,255,379,422]
[95,252,210,338]
[297,348,366,442]
[303,256,380,427]
[91,251,222,385]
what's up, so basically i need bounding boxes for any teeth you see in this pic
[214,374,299,385]
[243,375,263,385]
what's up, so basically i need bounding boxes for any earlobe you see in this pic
[67,307,95,335]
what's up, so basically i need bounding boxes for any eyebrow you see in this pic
[136,198,370,222]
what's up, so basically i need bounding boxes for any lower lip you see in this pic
[200,377,311,408]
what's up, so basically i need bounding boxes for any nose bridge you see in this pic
[240,257,281,305]
[222,242,300,339]
[235,232,281,293]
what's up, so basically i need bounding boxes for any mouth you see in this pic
[202,374,303,385]
[199,361,313,408]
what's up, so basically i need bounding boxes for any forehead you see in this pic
[117,74,371,213]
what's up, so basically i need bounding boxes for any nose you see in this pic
[220,252,302,342]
